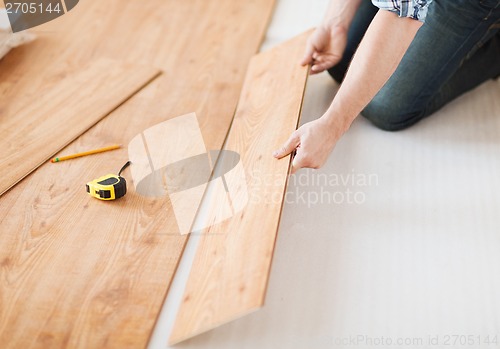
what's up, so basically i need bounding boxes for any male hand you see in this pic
[273,116,343,174]
[301,24,348,74]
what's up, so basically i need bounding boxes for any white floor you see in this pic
[150,0,500,347]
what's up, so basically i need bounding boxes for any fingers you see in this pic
[311,61,332,74]
[272,133,304,175]
[300,40,315,66]
[310,53,341,74]
[273,132,314,174]
[301,28,324,66]
[273,133,300,159]
[306,53,329,74]
[290,151,306,174]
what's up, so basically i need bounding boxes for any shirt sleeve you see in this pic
[371,0,433,22]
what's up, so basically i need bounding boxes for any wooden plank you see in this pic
[0,0,275,191]
[169,30,311,345]
[127,112,211,236]
[0,0,276,348]
[0,0,271,111]
[0,58,160,196]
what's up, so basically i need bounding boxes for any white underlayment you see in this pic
[149,0,500,347]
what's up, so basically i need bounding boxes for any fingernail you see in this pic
[272,151,279,157]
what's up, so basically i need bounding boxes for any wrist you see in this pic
[321,0,362,33]
[320,17,348,34]
[321,106,355,135]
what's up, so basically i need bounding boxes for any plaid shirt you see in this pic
[372,0,433,22]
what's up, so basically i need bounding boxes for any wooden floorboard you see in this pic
[169,30,311,345]
[0,58,160,196]
[0,0,275,348]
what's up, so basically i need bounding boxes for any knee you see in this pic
[362,97,425,131]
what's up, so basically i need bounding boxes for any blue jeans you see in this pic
[328,0,500,131]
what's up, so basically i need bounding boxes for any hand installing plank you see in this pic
[169,29,312,344]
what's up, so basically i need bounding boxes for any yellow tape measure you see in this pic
[86,161,131,201]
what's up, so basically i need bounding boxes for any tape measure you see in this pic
[86,161,131,201]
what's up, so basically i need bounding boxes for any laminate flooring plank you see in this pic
[169,30,311,345]
[0,0,275,192]
[0,1,276,348]
[0,58,160,196]
[0,0,273,113]
[0,80,258,349]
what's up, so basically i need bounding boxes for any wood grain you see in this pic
[169,30,311,344]
[0,58,160,196]
[0,0,275,348]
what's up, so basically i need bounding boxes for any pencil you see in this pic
[51,144,121,163]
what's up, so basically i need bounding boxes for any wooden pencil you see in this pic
[51,144,121,163]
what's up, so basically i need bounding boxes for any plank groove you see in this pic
[0,58,160,196]
[169,30,311,345]
[0,0,275,348]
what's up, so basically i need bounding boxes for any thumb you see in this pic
[273,133,300,159]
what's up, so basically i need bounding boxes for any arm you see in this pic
[274,10,422,173]
[302,0,362,74]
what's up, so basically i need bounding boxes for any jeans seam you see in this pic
[464,21,500,61]
[482,1,500,20]
[405,19,488,117]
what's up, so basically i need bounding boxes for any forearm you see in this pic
[321,0,362,29]
[274,6,424,171]
[323,10,422,132]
